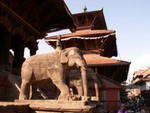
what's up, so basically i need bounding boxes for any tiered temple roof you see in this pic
[45,9,130,83]
[45,9,118,57]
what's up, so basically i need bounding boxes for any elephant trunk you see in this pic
[80,66,88,97]
[76,58,88,98]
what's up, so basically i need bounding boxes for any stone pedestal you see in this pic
[0,102,31,113]
[30,100,92,112]
[14,100,101,113]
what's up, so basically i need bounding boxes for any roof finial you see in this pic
[56,35,62,53]
[83,5,87,13]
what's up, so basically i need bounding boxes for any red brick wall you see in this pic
[99,88,120,112]
[105,88,120,112]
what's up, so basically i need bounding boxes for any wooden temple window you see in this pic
[75,39,85,50]
[63,39,75,48]
[63,39,85,51]
[95,39,100,50]
[85,40,97,50]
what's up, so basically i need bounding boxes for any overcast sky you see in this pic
[26,1,150,81]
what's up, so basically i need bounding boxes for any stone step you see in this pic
[15,100,98,112]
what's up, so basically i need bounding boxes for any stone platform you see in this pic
[0,100,101,113]
[0,102,30,113]
[13,100,100,113]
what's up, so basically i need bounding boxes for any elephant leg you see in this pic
[29,84,32,100]
[19,80,28,100]
[65,70,70,87]
[53,80,70,100]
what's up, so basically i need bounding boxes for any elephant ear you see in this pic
[60,52,68,64]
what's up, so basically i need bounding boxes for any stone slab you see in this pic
[0,102,30,113]
[15,100,96,112]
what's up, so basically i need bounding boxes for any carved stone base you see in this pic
[15,100,101,113]
[0,102,30,113]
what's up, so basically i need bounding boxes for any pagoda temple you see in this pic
[45,8,130,112]
[45,8,130,83]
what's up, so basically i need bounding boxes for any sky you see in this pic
[25,0,150,81]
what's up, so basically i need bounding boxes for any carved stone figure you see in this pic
[19,47,88,100]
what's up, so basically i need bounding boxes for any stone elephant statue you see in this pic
[19,47,88,100]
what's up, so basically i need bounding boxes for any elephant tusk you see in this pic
[37,87,48,99]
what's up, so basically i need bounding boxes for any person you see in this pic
[117,103,128,113]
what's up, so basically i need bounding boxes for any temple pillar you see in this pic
[11,34,25,75]
[0,24,12,101]
[28,41,39,56]
[25,35,39,57]
[0,24,11,67]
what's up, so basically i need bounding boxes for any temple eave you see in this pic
[45,30,115,40]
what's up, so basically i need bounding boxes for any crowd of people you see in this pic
[117,103,128,113]
[118,96,145,113]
